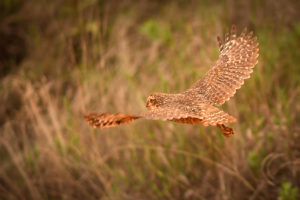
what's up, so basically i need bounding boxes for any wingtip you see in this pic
[240,27,248,37]
[217,36,223,48]
[231,24,236,34]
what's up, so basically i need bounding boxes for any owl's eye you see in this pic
[150,98,155,103]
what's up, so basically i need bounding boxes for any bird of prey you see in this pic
[84,25,259,137]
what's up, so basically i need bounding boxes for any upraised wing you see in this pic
[187,25,259,106]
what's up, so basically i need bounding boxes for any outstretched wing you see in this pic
[84,113,141,129]
[187,25,259,106]
[84,108,193,129]
[84,103,236,129]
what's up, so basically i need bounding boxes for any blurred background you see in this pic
[1,0,300,199]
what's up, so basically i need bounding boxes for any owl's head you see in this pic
[146,93,166,110]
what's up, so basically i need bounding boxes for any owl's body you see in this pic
[144,92,236,126]
[85,25,259,137]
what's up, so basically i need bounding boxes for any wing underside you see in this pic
[187,25,259,105]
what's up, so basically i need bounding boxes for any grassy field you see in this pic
[1,0,300,199]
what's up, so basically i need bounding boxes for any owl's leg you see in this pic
[217,124,234,137]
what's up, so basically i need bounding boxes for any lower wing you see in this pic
[84,113,141,129]
[84,104,236,129]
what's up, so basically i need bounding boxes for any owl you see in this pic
[84,25,259,137]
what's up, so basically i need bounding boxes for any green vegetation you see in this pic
[279,182,299,200]
[1,0,300,199]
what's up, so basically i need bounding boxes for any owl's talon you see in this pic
[217,124,234,137]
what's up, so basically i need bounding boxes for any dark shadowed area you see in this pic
[1,0,300,199]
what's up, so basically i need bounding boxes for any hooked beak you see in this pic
[146,101,150,108]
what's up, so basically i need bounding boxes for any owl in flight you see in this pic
[85,25,259,137]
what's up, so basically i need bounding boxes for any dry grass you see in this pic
[1,0,300,199]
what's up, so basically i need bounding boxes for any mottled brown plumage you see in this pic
[84,25,259,137]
